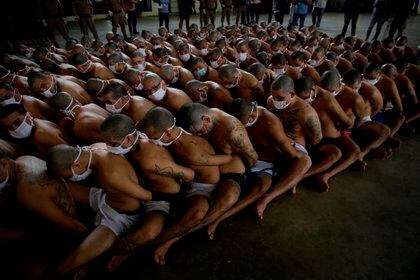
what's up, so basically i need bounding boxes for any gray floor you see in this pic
[59,12,420,280]
[60,12,420,48]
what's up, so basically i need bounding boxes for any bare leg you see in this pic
[52,225,116,278]
[108,212,165,271]
[207,173,272,239]
[384,111,405,137]
[304,144,342,178]
[314,136,361,192]
[355,122,391,158]
[256,154,311,219]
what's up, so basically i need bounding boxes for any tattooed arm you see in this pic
[328,96,354,129]
[228,122,258,168]
[154,161,195,182]
[107,171,152,201]
[304,111,323,146]
[269,115,299,159]
[192,153,233,166]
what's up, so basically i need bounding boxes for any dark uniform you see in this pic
[123,0,138,34]
[204,0,217,26]
[105,0,128,38]
[73,0,99,40]
[41,0,69,43]
[177,0,194,30]
[220,0,233,26]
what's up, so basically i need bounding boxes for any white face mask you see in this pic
[171,69,179,84]
[105,95,130,114]
[149,83,166,101]
[1,89,22,106]
[200,48,209,56]
[273,99,290,110]
[154,44,162,49]
[109,63,125,74]
[294,64,305,72]
[138,48,146,56]
[304,91,316,103]
[155,59,167,67]
[61,98,80,119]
[273,67,286,77]
[69,147,93,182]
[42,76,56,98]
[135,62,146,71]
[224,74,239,89]
[363,78,379,85]
[25,51,33,58]
[78,61,92,73]
[180,53,191,62]
[149,119,190,146]
[9,113,34,139]
[244,104,259,127]
[238,52,248,62]
[331,89,340,97]
[308,59,320,67]
[106,130,141,155]
[210,59,221,69]
[135,81,143,91]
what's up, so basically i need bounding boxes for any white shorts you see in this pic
[89,187,142,237]
[357,115,372,128]
[186,182,216,199]
[293,142,308,155]
[250,160,274,176]
[142,200,171,214]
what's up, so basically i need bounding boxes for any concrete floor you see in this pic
[53,12,420,280]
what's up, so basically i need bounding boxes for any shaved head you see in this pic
[271,75,294,94]
[321,70,340,89]
[140,107,175,134]
[86,78,106,94]
[230,98,253,122]
[218,64,238,80]
[46,144,79,175]
[176,103,210,133]
[49,92,73,111]
[158,64,175,81]
[101,113,135,141]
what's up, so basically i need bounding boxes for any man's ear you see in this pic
[201,115,211,123]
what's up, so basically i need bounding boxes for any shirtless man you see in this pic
[0,83,55,121]
[0,66,33,95]
[191,57,222,84]
[290,51,322,86]
[68,44,106,66]
[266,75,324,188]
[268,53,301,81]
[141,73,192,114]
[235,41,259,70]
[0,151,87,235]
[27,71,92,105]
[208,48,236,70]
[177,43,198,71]
[248,62,276,99]
[0,104,69,156]
[185,80,233,111]
[49,92,110,144]
[137,107,233,264]
[228,98,311,219]
[72,54,115,80]
[99,114,194,270]
[364,62,405,142]
[218,64,266,105]
[112,34,138,56]
[294,75,360,190]
[158,64,194,90]
[101,83,155,123]
[151,48,183,67]
[176,103,258,240]
[46,143,152,278]
[342,69,393,158]
[107,53,131,77]
[130,50,159,73]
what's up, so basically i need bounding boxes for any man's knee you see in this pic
[186,208,208,224]
[137,226,161,243]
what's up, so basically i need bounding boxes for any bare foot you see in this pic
[207,221,219,240]
[291,185,297,194]
[354,159,367,172]
[384,137,401,149]
[73,266,87,280]
[154,241,174,265]
[107,254,132,272]
[402,122,416,134]
[255,195,270,220]
[367,146,393,159]
[313,173,329,192]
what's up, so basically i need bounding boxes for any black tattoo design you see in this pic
[154,164,184,180]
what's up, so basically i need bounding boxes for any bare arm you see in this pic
[192,153,232,166]
[229,122,258,168]
[353,95,367,119]
[108,173,152,201]
[270,118,299,159]
[388,81,404,113]
[304,112,323,146]
[154,161,195,182]
[328,97,354,129]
